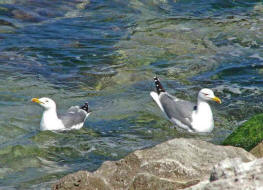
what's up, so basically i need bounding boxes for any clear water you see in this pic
[0,0,263,189]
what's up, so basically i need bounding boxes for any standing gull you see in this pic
[150,77,221,133]
[31,97,91,131]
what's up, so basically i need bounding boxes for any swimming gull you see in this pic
[150,77,221,133]
[31,97,91,131]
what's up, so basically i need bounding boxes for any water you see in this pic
[0,0,263,189]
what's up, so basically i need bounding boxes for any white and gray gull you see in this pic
[150,77,221,133]
[31,97,91,131]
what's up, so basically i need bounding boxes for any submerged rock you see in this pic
[222,113,263,151]
[11,9,45,22]
[52,138,255,190]
[185,157,263,190]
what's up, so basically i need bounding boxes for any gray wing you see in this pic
[58,106,88,129]
[159,93,196,128]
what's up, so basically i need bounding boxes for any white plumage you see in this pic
[150,77,221,133]
[32,97,90,131]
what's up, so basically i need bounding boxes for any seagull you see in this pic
[150,77,221,133]
[31,97,91,131]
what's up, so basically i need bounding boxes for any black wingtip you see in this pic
[80,102,90,113]
[153,76,165,94]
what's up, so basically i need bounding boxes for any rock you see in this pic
[184,157,263,190]
[52,138,255,190]
[222,113,263,151]
[250,141,263,158]
[12,9,44,22]
[53,171,111,190]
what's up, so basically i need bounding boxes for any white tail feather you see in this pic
[150,91,165,113]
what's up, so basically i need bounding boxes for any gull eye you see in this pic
[203,93,209,96]
[45,100,49,103]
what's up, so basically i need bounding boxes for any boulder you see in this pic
[52,138,255,190]
[222,113,263,151]
[185,157,263,190]
[250,141,263,158]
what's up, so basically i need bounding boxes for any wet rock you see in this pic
[222,113,263,151]
[52,138,255,190]
[185,157,263,190]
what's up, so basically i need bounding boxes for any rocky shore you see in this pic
[52,138,258,190]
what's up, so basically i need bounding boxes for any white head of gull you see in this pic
[150,77,221,133]
[31,97,91,131]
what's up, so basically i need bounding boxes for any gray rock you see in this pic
[185,157,263,190]
[52,138,255,190]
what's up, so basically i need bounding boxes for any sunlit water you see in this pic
[0,0,263,189]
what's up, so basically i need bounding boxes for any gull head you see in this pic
[31,97,56,110]
[198,88,221,104]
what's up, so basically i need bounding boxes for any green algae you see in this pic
[222,113,263,151]
[0,145,46,171]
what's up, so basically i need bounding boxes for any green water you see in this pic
[0,0,263,189]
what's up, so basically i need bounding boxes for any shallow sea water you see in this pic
[0,0,263,189]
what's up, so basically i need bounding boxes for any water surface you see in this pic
[0,0,263,189]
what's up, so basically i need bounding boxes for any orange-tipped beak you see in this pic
[212,96,222,104]
[31,98,42,104]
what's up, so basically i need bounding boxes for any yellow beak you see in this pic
[212,96,222,104]
[31,98,42,104]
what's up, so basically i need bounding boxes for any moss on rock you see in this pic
[222,114,263,151]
